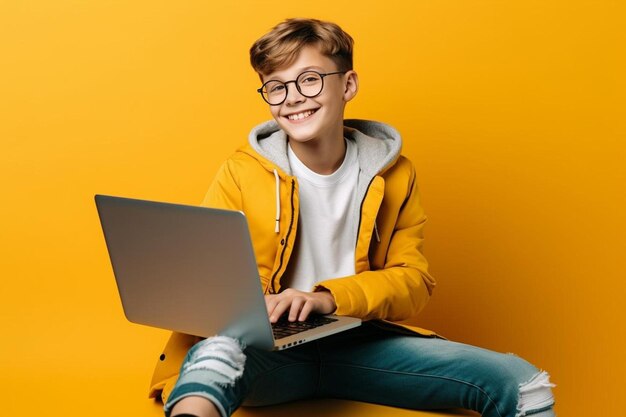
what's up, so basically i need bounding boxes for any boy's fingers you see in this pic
[298,300,315,321]
[270,298,291,323]
[264,294,278,316]
[265,291,327,323]
[288,297,305,321]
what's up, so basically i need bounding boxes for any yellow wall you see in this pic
[1,1,624,416]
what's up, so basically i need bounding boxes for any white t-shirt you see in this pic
[284,139,359,291]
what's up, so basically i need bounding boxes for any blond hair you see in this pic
[250,18,354,76]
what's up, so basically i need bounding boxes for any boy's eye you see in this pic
[299,75,321,85]
[267,83,285,94]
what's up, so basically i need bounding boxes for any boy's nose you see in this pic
[285,84,306,105]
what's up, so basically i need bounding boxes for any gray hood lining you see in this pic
[248,119,402,178]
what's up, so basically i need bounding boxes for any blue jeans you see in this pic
[164,323,555,417]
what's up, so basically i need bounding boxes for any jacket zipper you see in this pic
[268,178,296,294]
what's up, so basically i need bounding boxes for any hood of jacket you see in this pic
[240,119,403,179]
[234,119,405,239]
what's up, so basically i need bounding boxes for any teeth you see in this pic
[287,110,315,120]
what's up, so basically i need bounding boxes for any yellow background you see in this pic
[1,1,624,416]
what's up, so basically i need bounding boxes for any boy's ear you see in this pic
[343,70,359,102]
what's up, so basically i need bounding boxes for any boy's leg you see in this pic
[171,396,220,417]
[164,336,321,417]
[317,324,555,417]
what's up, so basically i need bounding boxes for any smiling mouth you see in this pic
[285,109,317,121]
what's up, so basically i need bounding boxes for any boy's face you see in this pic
[260,45,358,145]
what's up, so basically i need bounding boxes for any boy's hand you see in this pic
[265,288,337,323]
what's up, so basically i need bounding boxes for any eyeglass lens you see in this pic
[261,71,324,105]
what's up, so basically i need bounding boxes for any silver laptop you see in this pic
[95,194,361,350]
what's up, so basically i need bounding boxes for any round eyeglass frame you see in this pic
[257,70,348,106]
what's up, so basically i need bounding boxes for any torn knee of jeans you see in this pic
[516,371,556,417]
[182,336,247,386]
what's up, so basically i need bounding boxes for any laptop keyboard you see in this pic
[272,315,338,339]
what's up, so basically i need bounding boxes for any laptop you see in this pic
[95,194,361,351]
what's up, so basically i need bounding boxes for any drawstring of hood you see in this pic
[273,169,280,233]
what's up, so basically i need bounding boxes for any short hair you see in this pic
[250,18,354,76]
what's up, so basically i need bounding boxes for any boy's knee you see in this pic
[482,353,555,417]
[182,336,247,386]
[516,370,556,417]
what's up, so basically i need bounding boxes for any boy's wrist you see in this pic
[314,287,337,313]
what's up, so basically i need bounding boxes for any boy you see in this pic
[150,18,555,417]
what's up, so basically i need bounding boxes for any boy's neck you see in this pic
[288,132,346,175]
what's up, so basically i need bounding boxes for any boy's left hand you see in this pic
[265,288,337,323]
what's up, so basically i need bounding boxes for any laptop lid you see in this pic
[95,194,276,350]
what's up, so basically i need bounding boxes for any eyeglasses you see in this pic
[257,70,347,105]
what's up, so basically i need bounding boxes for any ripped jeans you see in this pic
[164,323,555,417]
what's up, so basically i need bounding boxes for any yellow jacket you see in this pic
[149,120,437,402]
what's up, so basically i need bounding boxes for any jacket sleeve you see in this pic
[202,159,243,210]
[315,164,436,321]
